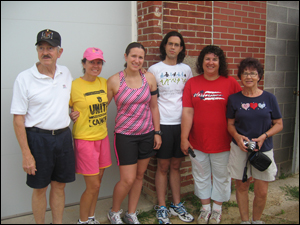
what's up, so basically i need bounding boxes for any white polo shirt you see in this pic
[11,63,73,130]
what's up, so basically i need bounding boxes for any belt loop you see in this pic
[52,130,55,135]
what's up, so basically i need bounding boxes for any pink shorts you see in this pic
[74,136,112,176]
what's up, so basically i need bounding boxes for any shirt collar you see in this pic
[32,63,63,79]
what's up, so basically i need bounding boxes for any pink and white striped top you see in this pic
[114,71,154,135]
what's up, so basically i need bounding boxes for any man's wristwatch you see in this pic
[154,130,163,136]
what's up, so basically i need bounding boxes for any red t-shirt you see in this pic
[182,75,242,153]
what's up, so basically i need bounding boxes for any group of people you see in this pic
[11,28,283,225]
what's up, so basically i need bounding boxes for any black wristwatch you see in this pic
[154,130,163,136]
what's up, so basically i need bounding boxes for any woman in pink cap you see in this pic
[69,47,112,224]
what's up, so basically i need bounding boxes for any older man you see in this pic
[11,29,75,224]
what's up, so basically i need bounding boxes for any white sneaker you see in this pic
[169,202,194,222]
[197,208,211,224]
[208,210,222,224]
[251,220,265,224]
[77,219,99,224]
[123,211,141,224]
[154,205,171,224]
[88,217,100,224]
[107,208,124,224]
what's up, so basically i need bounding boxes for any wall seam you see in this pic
[212,1,214,45]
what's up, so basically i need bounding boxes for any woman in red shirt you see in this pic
[181,45,242,224]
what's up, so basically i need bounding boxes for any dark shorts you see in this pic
[156,124,185,159]
[26,127,75,189]
[114,131,156,166]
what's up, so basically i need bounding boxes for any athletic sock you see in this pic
[202,203,211,211]
[212,202,222,211]
[88,215,95,220]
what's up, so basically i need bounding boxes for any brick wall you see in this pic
[138,1,267,86]
[213,1,267,88]
[137,1,268,203]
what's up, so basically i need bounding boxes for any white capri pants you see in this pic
[192,150,231,202]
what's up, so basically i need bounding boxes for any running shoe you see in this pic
[154,205,171,224]
[88,217,100,224]
[123,211,140,224]
[77,218,99,224]
[197,208,211,224]
[251,220,265,224]
[208,209,222,224]
[107,208,124,224]
[169,202,194,222]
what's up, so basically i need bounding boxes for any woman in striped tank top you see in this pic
[106,42,161,224]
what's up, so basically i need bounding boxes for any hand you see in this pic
[180,139,192,155]
[153,135,162,150]
[252,134,267,151]
[70,108,80,123]
[22,153,37,175]
[235,134,250,152]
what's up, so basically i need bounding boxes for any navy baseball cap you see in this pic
[35,29,61,47]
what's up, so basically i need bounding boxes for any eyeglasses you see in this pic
[241,72,258,77]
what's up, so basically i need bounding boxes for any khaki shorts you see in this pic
[227,142,277,182]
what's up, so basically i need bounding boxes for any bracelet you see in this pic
[264,132,268,139]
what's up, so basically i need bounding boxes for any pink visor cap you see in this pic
[83,47,106,62]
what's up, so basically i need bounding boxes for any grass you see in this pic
[136,186,299,224]
[172,193,239,214]
[280,185,299,200]
[182,193,202,213]
[263,214,298,224]
[248,182,254,192]
[275,209,285,216]
[137,209,156,223]
[279,173,292,180]
[222,200,238,209]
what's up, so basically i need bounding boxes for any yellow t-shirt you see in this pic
[70,77,108,141]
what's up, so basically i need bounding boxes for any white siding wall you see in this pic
[1,1,133,218]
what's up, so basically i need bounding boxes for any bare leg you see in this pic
[201,198,211,205]
[50,181,66,224]
[252,179,268,221]
[213,200,223,206]
[80,170,104,221]
[88,169,105,217]
[32,186,48,224]
[128,158,151,213]
[235,179,250,221]
[169,157,183,205]
[155,158,171,206]
[111,164,137,212]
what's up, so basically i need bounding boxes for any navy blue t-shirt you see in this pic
[226,91,282,152]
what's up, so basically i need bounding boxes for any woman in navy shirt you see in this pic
[227,58,283,224]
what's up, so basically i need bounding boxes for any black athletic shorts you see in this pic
[155,124,185,159]
[114,131,156,165]
[26,127,75,189]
